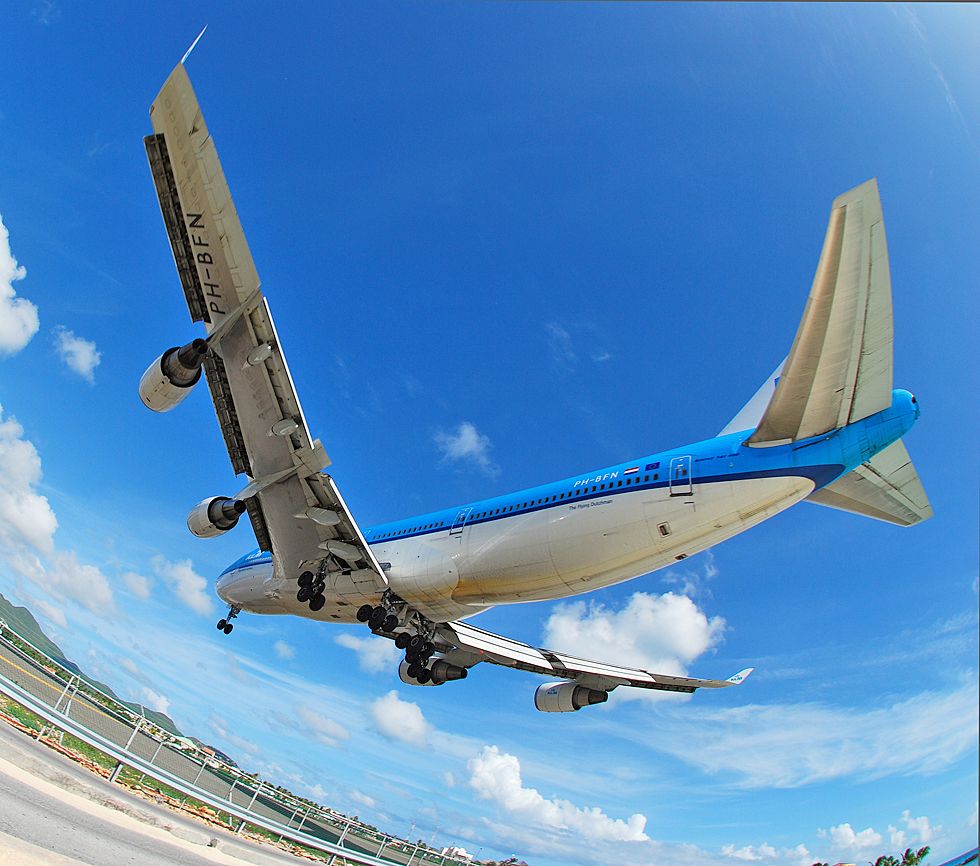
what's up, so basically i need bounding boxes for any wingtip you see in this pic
[727,667,754,685]
[180,25,208,66]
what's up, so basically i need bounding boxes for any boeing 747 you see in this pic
[139,62,931,712]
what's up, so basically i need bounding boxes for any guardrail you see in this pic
[0,623,470,866]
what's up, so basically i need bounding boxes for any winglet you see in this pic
[181,25,208,65]
[726,667,754,685]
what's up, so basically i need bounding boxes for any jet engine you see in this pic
[533,681,608,713]
[139,338,209,412]
[187,497,247,538]
[398,657,469,687]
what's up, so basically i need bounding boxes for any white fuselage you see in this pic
[217,473,814,623]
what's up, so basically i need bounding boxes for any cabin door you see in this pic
[669,456,693,496]
[449,507,472,536]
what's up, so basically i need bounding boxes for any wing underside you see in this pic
[146,64,386,594]
[433,621,752,694]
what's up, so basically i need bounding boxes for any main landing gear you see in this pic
[357,597,436,684]
[296,570,326,612]
[216,605,241,635]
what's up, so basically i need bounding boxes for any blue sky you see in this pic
[0,3,977,864]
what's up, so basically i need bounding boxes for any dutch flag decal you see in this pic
[624,467,639,475]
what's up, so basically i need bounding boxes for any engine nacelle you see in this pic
[139,339,209,412]
[187,497,247,539]
[534,681,608,713]
[398,658,469,687]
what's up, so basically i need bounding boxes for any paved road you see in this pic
[0,721,311,866]
[0,640,448,866]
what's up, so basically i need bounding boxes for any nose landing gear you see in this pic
[216,605,241,635]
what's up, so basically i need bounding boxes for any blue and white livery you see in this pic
[140,63,931,711]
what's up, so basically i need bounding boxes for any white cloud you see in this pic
[121,571,152,600]
[0,406,58,555]
[152,555,214,616]
[721,843,777,861]
[138,687,171,715]
[371,690,431,747]
[53,326,101,383]
[545,322,576,370]
[350,789,376,809]
[468,745,648,842]
[209,710,260,756]
[34,599,67,628]
[0,213,39,356]
[821,822,883,855]
[44,550,114,616]
[644,683,979,788]
[887,810,941,851]
[295,703,350,748]
[273,639,296,660]
[543,591,725,701]
[434,421,498,477]
[335,633,400,673]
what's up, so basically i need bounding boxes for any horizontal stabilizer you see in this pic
[748,178,894,446]
[806,439,932,526]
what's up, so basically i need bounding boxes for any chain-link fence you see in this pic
[0,622,473,866]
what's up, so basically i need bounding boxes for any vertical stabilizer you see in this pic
[747,179,894,446]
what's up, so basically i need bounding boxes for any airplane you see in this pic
[139,62,932,713]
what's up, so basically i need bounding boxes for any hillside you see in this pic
[0,592,183,736]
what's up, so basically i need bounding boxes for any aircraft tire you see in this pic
[407,662,422,680]
[298,571,314,587]
[394,632,412,650]
[382,614,399,633]
[297,584,314,603]
[416,668,432,684]
[368,607,386,630]
[223,623,234,635]
[217,619,226,630]
[309,594,326,612]
[356,604,373,622]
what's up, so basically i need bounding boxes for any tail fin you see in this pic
[806,439,933,526]
[745,178,894,446]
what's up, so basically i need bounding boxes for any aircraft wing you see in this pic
[433,621,752,695]
[144,63,387,591]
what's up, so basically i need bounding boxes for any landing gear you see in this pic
[216,605,241,636]
[357,593,404,634]
[296,570,326,613]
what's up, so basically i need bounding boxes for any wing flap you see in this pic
[806,439,933,526]
[747,179,894,446]
[435,622,752,694]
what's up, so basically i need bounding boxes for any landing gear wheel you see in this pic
[309,594,326,612]
[382,614,399,633]
[356,604,373,623]
[298,571,314,587]
[408,634,425,653]
[216,619,227,630]
[406,662,423,680]
[394,632,412,650]
[420,641,434,660]
[223,623,234,635]
[297,584,314,603]
[368,607,387,630]
[416,668,432,685]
